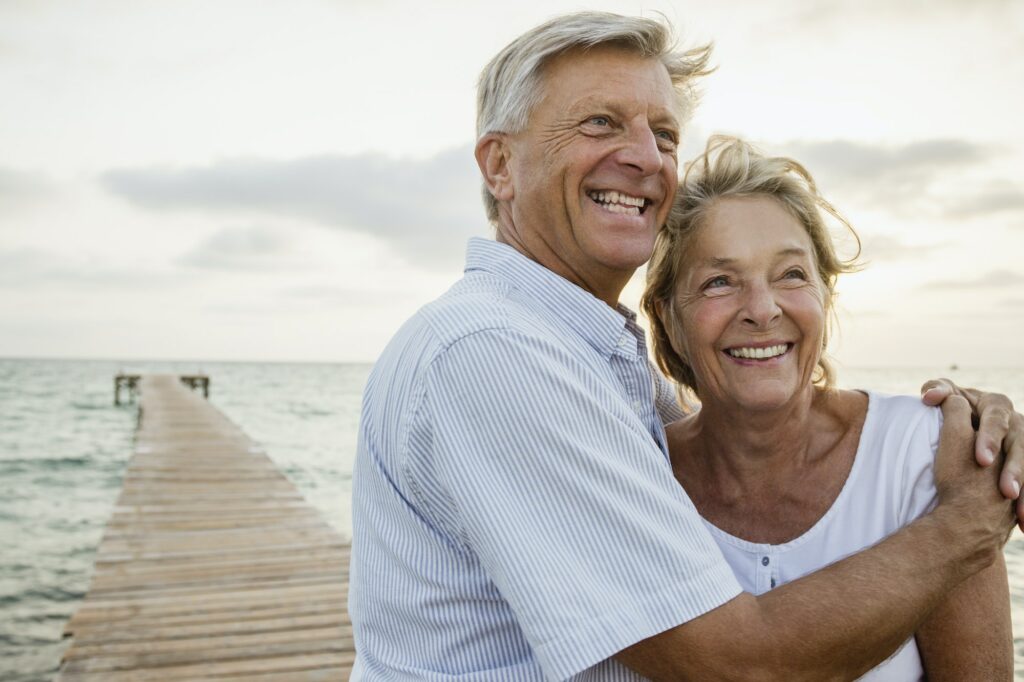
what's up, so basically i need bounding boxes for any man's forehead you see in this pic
[539,47,685,121]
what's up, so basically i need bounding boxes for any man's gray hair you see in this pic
[476,11,713,222]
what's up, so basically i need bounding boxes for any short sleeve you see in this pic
[897,404,943,525]
[420,328,741,680]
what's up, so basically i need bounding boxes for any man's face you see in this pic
[500,45,680,302]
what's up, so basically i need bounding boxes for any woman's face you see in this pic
[670,195,826,412]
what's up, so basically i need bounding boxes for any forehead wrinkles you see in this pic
[537,47,681,115]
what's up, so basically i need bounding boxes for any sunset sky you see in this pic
[1,0,1022,367]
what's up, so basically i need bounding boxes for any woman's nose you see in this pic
[741,281,782,328]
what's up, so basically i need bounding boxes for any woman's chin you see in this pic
[724,384,803,413]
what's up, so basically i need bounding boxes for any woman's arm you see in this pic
[915,551,1013,681]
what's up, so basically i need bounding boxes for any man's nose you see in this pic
[616,124,664,175]
[741,281,782,328]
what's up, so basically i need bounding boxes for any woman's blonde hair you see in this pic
[641,135,861,396]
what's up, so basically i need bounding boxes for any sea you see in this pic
[1,357,1022,680]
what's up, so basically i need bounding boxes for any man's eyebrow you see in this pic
[565,97,679,126]
[565,95,612,114]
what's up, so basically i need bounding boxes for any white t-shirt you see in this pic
[702,392,941,681]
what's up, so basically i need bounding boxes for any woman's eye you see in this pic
[783,268,807,281]
[704,275,730,289]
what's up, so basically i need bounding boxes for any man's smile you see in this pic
[586,190,651,216]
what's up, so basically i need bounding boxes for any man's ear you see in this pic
[475,133,514,202]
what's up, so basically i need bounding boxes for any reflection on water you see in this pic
[0,359,1020,679]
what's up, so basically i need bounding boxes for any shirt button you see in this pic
[761,556,770,566]
[632,400,643,411]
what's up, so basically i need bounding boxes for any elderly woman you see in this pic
[641,136,1012,680]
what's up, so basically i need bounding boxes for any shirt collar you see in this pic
[464,237,643,360]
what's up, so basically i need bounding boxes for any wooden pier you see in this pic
[58,375,355,680]
[115,373,210,405]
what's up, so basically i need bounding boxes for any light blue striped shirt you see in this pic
[350,238,742,681]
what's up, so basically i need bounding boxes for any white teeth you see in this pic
[727,344,789,360]
[589,190,646,210]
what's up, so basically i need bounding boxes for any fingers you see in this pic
[976,399,1012,468]
[938,393,972,422]
[1003,412,1024,519]
[921,379,955,407]
[920,378,983,410]
[934,395,975,492]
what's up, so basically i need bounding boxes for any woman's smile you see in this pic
[673,195,826,412]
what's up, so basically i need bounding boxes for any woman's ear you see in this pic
[475,133,514,203]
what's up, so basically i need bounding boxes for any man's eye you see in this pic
[587,116,610,126]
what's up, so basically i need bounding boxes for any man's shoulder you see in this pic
[406,270,573,353]
[417,272,515,346]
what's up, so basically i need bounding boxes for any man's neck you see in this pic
[493,232,631,308]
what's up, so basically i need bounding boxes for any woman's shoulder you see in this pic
[853,390,942,524]
[859,390,943,440]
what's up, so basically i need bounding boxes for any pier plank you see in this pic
[57,375,354,679]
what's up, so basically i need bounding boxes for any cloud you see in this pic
[790,0,1017,26]
[778,139,996,216]
[102,146,487,270]
[0,167,53,211]
[843,309,890,319]
[859,234,947,262]
[923,269,1024,290]
[281,285,416,306]
[946,185,1024,219]
[177,226,289,270]
[0,247,175,291]
[786,139,985,189]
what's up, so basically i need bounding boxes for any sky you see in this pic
[1,0,1022,367]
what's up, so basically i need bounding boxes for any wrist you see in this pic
[926,500,999,579]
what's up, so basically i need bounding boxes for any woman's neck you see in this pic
[695,386,822,482]
[669,387,864,544]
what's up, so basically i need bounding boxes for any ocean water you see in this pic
[0,358,1021,680]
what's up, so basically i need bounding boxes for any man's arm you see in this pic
[616,396,1016,682]
[922,378,1024,526]
[915,553,1013,681]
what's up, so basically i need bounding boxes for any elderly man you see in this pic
[350,12,1022,681]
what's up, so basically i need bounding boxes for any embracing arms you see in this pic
[915,553,1012,681]
[617,396,1017,681]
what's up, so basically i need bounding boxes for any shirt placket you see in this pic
[757,550,778,592]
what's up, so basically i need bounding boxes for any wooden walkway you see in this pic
[57,375,354,681]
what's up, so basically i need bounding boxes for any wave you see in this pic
[0,632,56,648]
[0,586,84,607]
[0,456,92,470]
[69,400,113,411]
